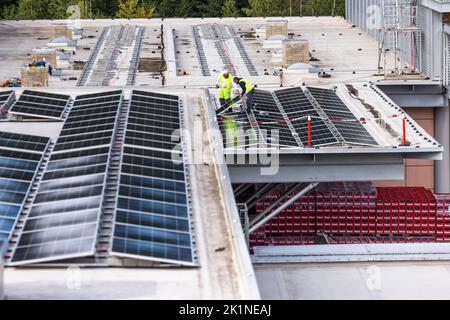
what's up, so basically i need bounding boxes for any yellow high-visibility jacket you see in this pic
[216,73,233,90]
[239,78,255,94]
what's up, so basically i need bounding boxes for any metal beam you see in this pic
[244,184,275,207]
[249,183,318,234]
[229,163,405,184]
[249,183,300,228]
[234,183,251,198]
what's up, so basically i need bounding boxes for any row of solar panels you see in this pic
[0,90,194,266]
[218,87,378,148]
[7,90,71,120]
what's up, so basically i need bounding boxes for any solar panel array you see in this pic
[112,90,194,265]
[274,88,338,146]
[0,131,49,242]
[11,91,122,265]
[9,90,70,120]
[307,87,378,146]
[218,87,378,149]
[251,90,299,147]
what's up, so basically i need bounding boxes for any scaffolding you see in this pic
[378,0,422,78]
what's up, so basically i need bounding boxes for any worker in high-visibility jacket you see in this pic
[233,77,255,111]
[215,69,233,107]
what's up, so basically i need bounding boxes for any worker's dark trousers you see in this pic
[219,98,230,107]
[246,89,255,110]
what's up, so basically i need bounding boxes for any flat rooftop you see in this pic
[0,16,445,300]
[0,17,397,89]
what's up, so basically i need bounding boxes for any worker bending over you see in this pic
[233,77,255,111]
[216,69,233,107]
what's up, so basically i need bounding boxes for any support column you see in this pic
[435,94,450,193]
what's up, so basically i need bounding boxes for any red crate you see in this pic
[376,187,437,236]
[316,183,377,236]
[254,185,440,247]
[435,194,450,242]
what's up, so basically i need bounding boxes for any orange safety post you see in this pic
[307,115,312,147]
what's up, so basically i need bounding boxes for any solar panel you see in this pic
[10,91,122,265]
[0,131,50,243]
[75,90,123,101]
[251,90,299,147]
[9,90,70,120]
[218,112,259,148]
[0,91,14,106]
[307,87,378,146]
[274,88,339,147]
[217,90,300,148]
[21,90,70,101]
[111,90,195,265]
[0,91,15,119]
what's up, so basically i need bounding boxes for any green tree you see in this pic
[1,0,346,20]
[158,0,176,17]
[223,0,239,17]
[75,1,89,19]
[2,4,18,19]
[199,0,223,17]
[243,0,279,17]
[116,0,157,18]
[48,0,75,19]
[176,0,196,17]
[15,0,46,19]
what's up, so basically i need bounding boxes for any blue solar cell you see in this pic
[307,87,378,146]
[112,237,192,263]
[0,131,49,243]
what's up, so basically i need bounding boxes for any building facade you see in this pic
[346,0,450,193]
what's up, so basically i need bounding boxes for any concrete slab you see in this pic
[255,262,450,300]
[5,267,201,300]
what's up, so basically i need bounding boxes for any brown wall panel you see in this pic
[375,107,435,191]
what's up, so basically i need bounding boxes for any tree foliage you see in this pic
[222,0,239,17]
[0,0,346,19]
[116,0,157,18]
[243,0,279,17]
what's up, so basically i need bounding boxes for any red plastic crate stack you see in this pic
[256,191,316,236]
[251,185,442,247]
[376,187,437,237]
[250,191,316,247]
[316,182,377,235]
[435,194,450,242]
[249,231,266,247]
